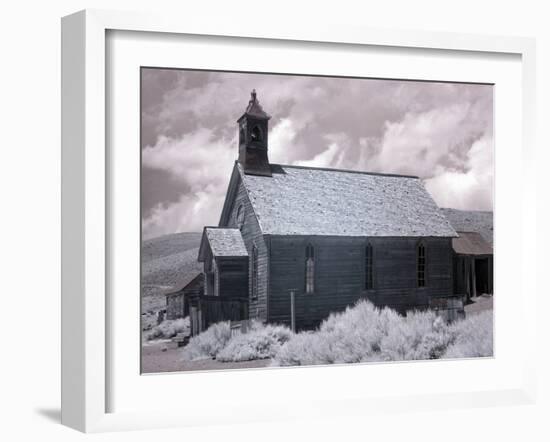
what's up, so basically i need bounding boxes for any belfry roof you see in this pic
[238,89,270,120]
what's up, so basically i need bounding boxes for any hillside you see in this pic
[142,231,202,264]
[141,232,202,326]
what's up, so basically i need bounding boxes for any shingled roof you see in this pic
[452,231,493,255]
[238,163,457,237]
[198,227,249,261]
[440,208,493,245]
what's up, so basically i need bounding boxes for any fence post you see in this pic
[290,289,296,333]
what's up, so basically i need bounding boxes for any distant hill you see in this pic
[141,232,202,319]
[440,208,493,245]
[142,231,202,264]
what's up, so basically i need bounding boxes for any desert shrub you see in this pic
[181,300,493,366]
[379,311,454,361]
[443,310,493,358]
[272,331,329,366]
[181,321,232,361]
[320,301,397,357]
[272,300,473,366]
[273,301,401,366]
[145,317,189,341]
[217,321,292,362]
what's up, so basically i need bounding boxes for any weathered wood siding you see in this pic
[188,295,248,336]
[220,179,269,321]
[202,247,216,297]
[166,293,185,320]
[216,257,249,299]
[268,236,453,329]
[165,276,203,320]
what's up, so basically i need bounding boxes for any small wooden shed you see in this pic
[451,231,493,301]
[165,273,204,320]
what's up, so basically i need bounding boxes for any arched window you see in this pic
[305,244,315,294]
[251,245,258,299]
[417,242,426,287]
[251,125,262,142]
[236,204,245,230]
[365,243,374,290]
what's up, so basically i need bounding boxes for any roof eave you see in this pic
[197,227,213,262]
[218,162,241,227]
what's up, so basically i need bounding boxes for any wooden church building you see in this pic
[188,90,465,333]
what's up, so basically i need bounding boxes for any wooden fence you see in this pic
[429,296,465,322]
[189,295,249,336]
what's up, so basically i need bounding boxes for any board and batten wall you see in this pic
[216,257,249,300]
[222,179,269,322]
[267,236,454,329]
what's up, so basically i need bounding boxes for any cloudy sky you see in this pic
[141,69,493,240]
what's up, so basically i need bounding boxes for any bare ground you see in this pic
[464,294,493,316]
[141,341,271,374]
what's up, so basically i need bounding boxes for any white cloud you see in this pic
[371,103,479,177]
[142,128,235,191]
[142,191,226,240]
[141,128,236,238]
[294,133,349,169]
[268,118,298,164]
[425,134,493,210]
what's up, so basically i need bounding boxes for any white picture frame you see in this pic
[61,9,537,433]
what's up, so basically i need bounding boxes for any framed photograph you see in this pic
[61,9,537,432]
[140,68,494,375]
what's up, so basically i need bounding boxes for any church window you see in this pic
[305,244,315,294]
[236,204,245,230]
[417,242,427,288]
[251,245,258,300]
[365,243,374,290]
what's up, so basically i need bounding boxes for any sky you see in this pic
[141,69,493,240]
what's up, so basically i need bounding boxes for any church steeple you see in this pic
[237,90,272,177]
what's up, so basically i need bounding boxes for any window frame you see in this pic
[305,243,315,294]
[251,244,258,300]
[236,203,245,230]
[417,241,427,288]
[365,242,374,290]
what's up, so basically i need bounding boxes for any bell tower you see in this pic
[237,90,272,177]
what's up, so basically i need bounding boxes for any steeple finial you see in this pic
[242,89,269,120]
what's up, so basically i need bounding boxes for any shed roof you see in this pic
[198,227,249,261]
[452,231,493,256]
[238,163,457,237]
[441,208,493,245]
[165,273,203,297]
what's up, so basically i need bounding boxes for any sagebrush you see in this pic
[181,321,232,361]
[217,321,292,362]
[145,317,189,341]
[272,300,492,366]
[443,309,493,358]
[180,299,493,366]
